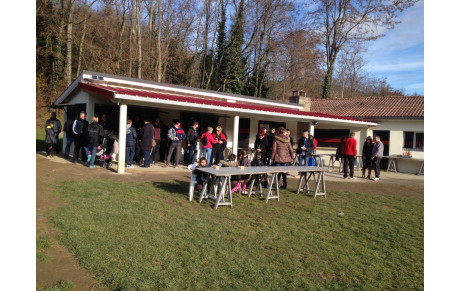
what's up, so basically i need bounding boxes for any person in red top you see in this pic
[201,127,218,165]
[341,132,357,179]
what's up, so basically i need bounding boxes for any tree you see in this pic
[221,0,246,94]
[309,0,418,99]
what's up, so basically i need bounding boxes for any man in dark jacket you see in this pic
[86,116,105,168]
[63,114,78,159]
[150,117,162,165]
[211,126,227,165]
[166,120,186,168]
[185,121,199,164]
[297,130,315,166]
[254,129,269,164]
[266,127,276,165]
[73,111,89,162]
[126,120,138,168]
[139,119,155,168]
[45,112,62,154]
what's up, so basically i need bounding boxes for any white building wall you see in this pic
[312,119,424,174]
[370,119,424,173]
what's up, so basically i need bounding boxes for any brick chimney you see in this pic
[289,90,311,111]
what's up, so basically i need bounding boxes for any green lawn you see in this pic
[49,179,423,290]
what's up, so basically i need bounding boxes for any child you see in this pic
[193,157,209,191]
[238,150,251,194]
[45,121,58,157]
[250,152,268,188]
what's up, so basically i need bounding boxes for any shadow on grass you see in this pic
[152,180,189,197]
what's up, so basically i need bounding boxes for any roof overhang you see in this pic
[54,72,377,127]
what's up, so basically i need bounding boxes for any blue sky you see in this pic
[363,0,424,95]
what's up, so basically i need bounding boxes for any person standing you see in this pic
[45,121,57,157]
[297,130,314,167]
[139,119,155,168]
[85,116,105,168]
[166,120,186,168]
[126,120,137,168]
[271,127,295,189]
[361,136,374,179]
[201,127,218,166]
[63,114,78,159]
[342,132,357,179]
[254,129,269,164]
[150,117,162,165]
[186,121,199,164]
[73,111,89,162]
[266,127,276,165]
[211,126,227,165]
[371,136,384,181]
[45,112,62,154]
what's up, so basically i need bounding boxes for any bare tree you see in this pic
[64,0,76,85]
[76,0,99,78]
[308,0,418,99]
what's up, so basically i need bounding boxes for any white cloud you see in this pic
[366,61,424,73]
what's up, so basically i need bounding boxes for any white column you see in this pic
[117,103,127,174]
[309,123,315,136]
[233,115,239,155]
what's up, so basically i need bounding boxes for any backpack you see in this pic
[202,135,208,146]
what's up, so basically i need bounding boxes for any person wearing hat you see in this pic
[73,111,89,162]
[200,126,218,166]
[254,128,269,164]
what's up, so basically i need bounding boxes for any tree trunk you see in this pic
[64,0,75,86]
[76,0,98,78]
[136,0,142,79]
[157,0,162,82]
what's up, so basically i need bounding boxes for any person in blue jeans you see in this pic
[200,127,218,166]
[271,127,295,189]
[126,120,137,168]
[85,116,105,168]
[63,114,78,159]
[297,129,314,167]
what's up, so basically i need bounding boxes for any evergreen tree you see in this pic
[214,0,227,91]
[221,0,245,94]
[245,66,269,98]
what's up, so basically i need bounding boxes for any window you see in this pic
[403,132,424,150]
[314,129,350,148]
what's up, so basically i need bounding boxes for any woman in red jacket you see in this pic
[200,127,218,165]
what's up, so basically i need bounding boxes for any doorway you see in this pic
[373,130,390,169]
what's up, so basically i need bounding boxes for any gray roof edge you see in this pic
[81,70,303,107]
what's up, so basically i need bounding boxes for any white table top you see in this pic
[195,166,329,176]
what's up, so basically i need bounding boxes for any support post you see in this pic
[309,123,315,136]
[117,103,127,174]
[233,115,239,155]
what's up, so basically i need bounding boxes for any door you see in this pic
[373,130,390,169]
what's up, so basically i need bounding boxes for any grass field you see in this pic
[49,178,424,290]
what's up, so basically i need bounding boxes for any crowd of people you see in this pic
[336,133,384,181]
[44,111,384,183]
